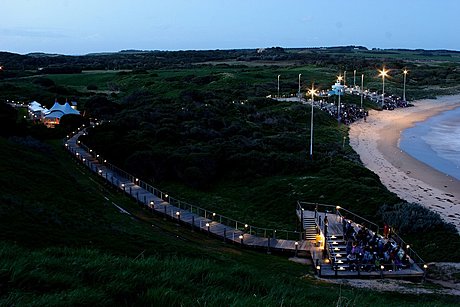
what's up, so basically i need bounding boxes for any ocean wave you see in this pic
[401,106,460,180]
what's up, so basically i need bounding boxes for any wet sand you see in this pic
[349,95,460,232]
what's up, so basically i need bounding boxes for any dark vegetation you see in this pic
[1,47,460,304]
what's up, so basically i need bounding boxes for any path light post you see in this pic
[206,222,210,236]
[239,234,244,245]
[308,83,317,160]
[295,241,299,257]
[300,208,304,233]
[423,264,428,282]
[378,67,389,108]
[277,74,280,98]
[298,73,302,102]
[403,69,408,101]
[176,210,181,222]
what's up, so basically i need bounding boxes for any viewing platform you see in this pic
[297,202,426,279]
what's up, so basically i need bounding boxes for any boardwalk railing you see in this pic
[72,135,304,241]
[389,231,425,269]
[297,201,379,235]
[297,201,427,273]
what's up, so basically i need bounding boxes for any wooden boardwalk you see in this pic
[66,130,308,254]
[66,128,426,280]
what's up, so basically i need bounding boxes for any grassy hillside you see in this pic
[0,137,457,305]
[1,49,460,304]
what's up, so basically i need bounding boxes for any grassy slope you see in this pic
[0,138,457,306]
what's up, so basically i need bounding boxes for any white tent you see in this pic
[43,101,80,126]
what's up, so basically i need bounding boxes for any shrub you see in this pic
[378,202,456,234]
[87,84,98,91]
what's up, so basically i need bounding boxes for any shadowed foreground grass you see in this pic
[0,138,458,305]
[1,241,458,307]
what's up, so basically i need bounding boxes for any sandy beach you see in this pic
[349,95,460,232]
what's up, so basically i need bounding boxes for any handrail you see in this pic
[337,207,379,235]
[297,201,379,235]
[390,231,425,266]
[69,131,304,241]
[298,200,427,272]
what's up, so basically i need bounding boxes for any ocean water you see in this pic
[400,106,460,180]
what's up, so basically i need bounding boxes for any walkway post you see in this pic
[223,228,226,242]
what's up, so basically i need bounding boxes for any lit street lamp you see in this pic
[403,69,409,101]
[308,83,317,160]
[337,75,344,124]
[378,67,389,107]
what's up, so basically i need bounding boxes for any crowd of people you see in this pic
[316,101,368,125]
[340,219,411,272]
[310,90,412,126]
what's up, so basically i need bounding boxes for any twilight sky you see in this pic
[1,0,459,55]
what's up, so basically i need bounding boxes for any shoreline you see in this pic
[349,95,460,232]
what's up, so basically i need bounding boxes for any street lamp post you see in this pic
[403,69,408,101]
[360,74,364,109]
[337,75,343,124]
[353,70,356,88]
[378,67,389,107]
[298,73,302,102]
[308,83,317,160]
[277,74,280,98]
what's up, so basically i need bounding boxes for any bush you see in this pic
[378,202,456,234]
[33,77,55,88]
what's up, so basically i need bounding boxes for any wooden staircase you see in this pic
[304,217,317,240]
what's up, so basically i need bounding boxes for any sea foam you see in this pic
[400,106,460,180]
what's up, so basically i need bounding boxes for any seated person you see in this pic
[347,252,357,271]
